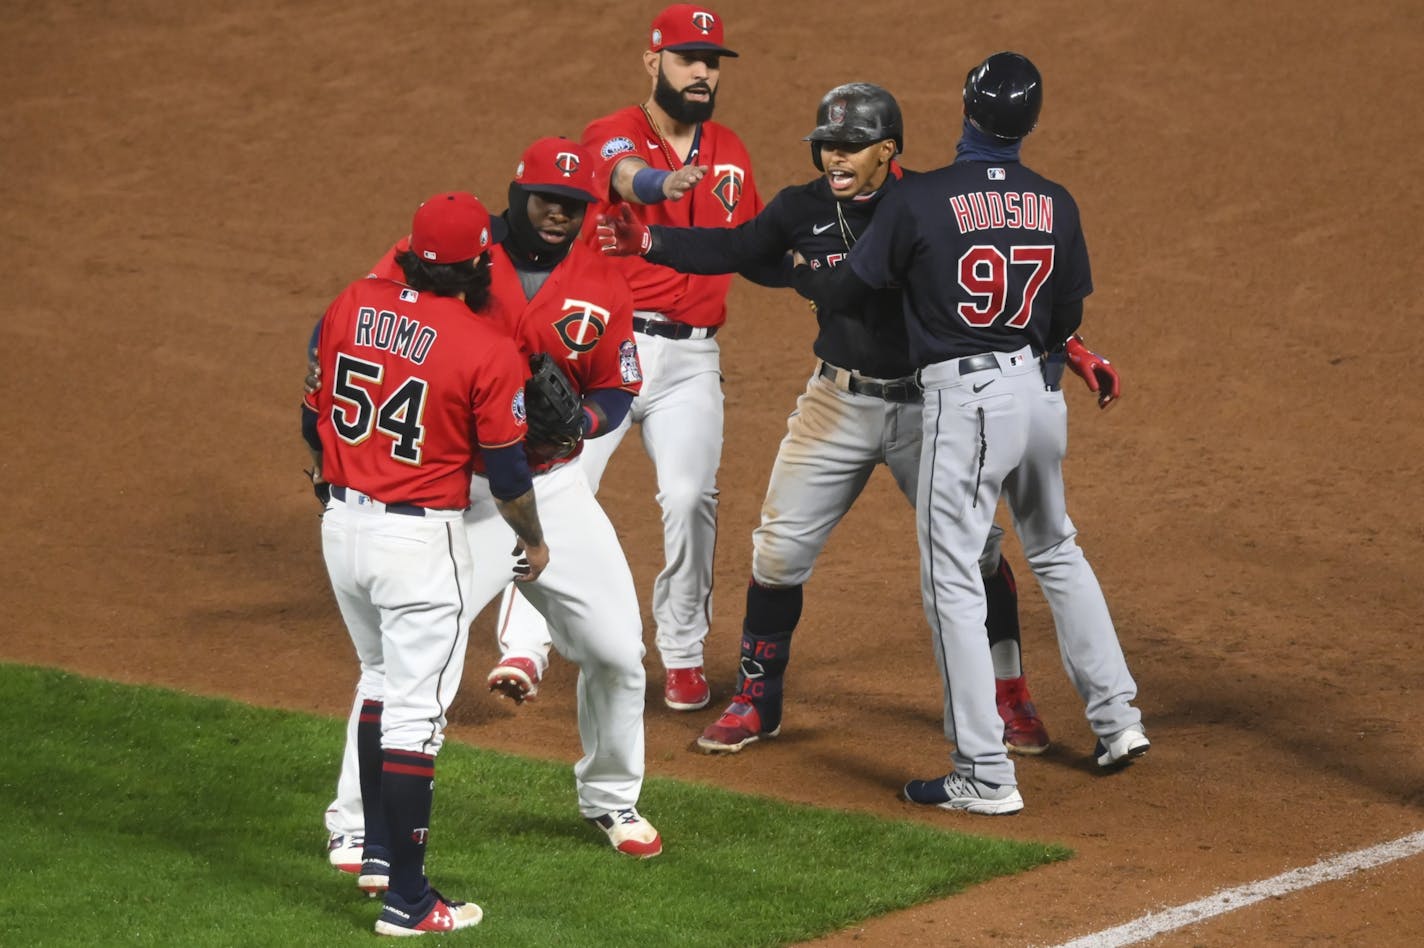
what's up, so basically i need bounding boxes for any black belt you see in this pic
[817,362,922,403]
[331,485,426,517]
[632,317,719,340]
[957,353,1000,375]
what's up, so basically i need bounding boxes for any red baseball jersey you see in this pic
[485,240,642,471]
[582,105,762,327]
[308,276,529,509]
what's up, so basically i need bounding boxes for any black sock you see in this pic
[984,557,1023,677]
[356,700,387,859]
[382,749,436,902]
[737,581,803,731]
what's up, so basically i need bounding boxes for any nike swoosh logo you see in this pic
[812,222,836,235]
[972,379,996,393]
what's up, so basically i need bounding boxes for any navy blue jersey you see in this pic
[649,167,917,379]
[848,160,1091,364]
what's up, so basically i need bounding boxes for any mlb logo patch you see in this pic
[399,288,418,302]
[988,167,1006,181]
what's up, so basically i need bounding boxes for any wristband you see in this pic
[581,406,599,438]
[632,167,671,204]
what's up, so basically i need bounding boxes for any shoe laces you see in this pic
[612,808,643,826]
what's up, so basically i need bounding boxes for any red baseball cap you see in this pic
[409,192,503,264]
[514,137,602,204]
[649,4,738,58]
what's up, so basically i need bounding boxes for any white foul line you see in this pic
[1051,829,1424,948]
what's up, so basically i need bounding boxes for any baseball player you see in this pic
[598,83,1083,756]
[323,138,663,863]
[490,3,765,714]
[304,191,547,933]
[792,53,1146,815]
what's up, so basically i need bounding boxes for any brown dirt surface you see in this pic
[5,2,1422,944]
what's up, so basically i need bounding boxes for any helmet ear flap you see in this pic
[811,141,825,172]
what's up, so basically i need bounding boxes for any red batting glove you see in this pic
[595,204,652,256]
[1064,335,1122,410]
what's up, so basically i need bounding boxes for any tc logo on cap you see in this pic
[555,152,580,176]
[691,10,715,33]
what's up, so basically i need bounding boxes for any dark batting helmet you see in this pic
[963,52,1043,141]
[804,82,904,171]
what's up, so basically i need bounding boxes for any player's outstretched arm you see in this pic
[610,156,707,206]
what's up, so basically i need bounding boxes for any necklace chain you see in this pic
[835,200,857,251]
[640,104,682,170]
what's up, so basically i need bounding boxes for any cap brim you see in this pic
[661,42,738,57]
[523,183,601,205]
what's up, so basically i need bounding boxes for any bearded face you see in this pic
[653,57,718,124]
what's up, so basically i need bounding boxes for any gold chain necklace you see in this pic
[640,104,683,169]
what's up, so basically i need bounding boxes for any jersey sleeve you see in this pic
[647,188,793,275]
[472,334,531,450]
[1057,205,1094,303]
[582,112,654,201]
[848,186,917,289]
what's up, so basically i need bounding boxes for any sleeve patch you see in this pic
[511,388,527,424]
[618,340,643,384]
[600,136,636,160]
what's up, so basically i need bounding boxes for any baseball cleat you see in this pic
[375,887,482,936]
[996,676,1050,755]
[664,666,710,711]
[327,832,364,873]
[697,698,780,754]
[358,855,391,898]
[487,656,540,703]
[587,807,663,859]
[903,772,1024,815]
[1095,725,1150,768]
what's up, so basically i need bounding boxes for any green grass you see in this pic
[0,664,1069,946]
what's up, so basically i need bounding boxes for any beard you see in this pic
[654,67,717,124]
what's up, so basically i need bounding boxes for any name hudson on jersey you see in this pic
[949,191,1054,235]
[354,306,437,365]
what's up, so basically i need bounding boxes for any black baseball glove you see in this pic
[523,353,584,461]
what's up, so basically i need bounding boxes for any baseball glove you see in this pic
[523,353,584,461]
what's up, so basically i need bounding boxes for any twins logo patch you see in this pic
[987,167,1006,181]
[711,163,745,221]
[619,340,643,384]
[553,298,610,353]
[691,10,716,33]
[600,136,636,160]
[511,389,527,424]
[555,151,580,176]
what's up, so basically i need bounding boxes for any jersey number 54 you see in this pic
[331,353,428,466]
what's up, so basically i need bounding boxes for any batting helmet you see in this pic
[963,52,1043,141]
[804,83,903,171]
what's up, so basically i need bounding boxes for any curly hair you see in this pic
[394,250,493,313]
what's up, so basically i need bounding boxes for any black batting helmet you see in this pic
[963,52,1043,141]
[804,82,904,171]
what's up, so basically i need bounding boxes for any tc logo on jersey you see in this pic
[691,10,716,33]
[712,163,745,221]
[553,299,611,354]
